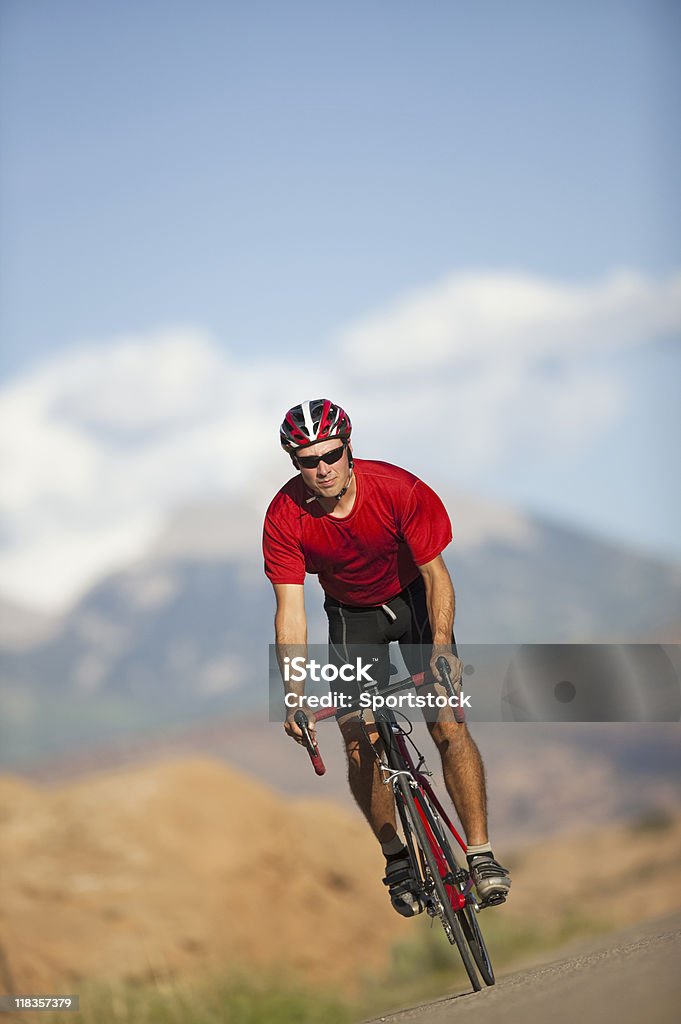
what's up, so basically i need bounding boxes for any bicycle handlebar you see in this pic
[293,657,467,776]
[310,671,418,723]
[293,709,326,776]
[305,657,468,729]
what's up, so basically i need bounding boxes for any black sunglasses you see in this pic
[295,444,347,469]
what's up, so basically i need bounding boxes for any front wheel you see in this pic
[416,790,495,986]
[396,775,482,993]
[458,902,495,985]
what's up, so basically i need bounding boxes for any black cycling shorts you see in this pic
[324,574,456,715]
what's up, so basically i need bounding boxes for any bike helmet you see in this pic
[279,399,352,452]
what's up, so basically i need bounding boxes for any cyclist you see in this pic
[263,398,511,916]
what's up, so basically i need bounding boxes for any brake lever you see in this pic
[435,656,466,724]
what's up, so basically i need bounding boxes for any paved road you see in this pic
[364,914,681,1024]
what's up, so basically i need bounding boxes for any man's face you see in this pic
[294,438,352,498]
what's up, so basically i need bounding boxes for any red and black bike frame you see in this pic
[389,727,473,912]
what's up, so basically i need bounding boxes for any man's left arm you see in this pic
[417,555,463,685]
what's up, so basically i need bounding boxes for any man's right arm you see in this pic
[273,583,315,743]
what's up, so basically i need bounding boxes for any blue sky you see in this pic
[2,0,679,365]
[0,1,679,607]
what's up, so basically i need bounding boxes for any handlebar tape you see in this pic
[293,709,327,776]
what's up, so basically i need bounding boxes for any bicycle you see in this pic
[294,656,496,993]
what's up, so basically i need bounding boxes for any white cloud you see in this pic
[48,330,228,430]
[0,270,678,611]
[0,327,342,608]
[338,269,681,372]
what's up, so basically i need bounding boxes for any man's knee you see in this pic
[427,717,470,751]
[338,714,380,768]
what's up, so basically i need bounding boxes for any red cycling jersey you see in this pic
[262,459,452,606]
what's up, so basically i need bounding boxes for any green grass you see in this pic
[44,975,351,1024]
[42,908,611,1024]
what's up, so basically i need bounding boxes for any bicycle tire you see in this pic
[458,901,495,985]
[395,773,482,992]
[417,793,495,986]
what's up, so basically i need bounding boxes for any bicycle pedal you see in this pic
[479,891,507,909]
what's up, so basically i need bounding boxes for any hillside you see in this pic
[1,492,679,766]
[16,719,681,848]
[1,756,681,997]
[0,758,408,994]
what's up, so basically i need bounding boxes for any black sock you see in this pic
[386,845,408,862]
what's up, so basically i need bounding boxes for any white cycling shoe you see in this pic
[468,854,511,905]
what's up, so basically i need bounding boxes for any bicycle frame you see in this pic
[373,708,475,915]
[392,727,467,856]
[304,663,469,867]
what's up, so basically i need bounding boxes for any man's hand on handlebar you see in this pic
[430,648,464,688]
[284,706,318,745]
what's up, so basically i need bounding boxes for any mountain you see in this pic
[0,596,58,649]
[0,492,679,766]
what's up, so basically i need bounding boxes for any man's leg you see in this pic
[397,575,511,903]
[425,694,510,902]
[337,712,398,845]
[325,600,399,845]
[325,595,425,915]
[337,711,424,916]
[425,711,488,845]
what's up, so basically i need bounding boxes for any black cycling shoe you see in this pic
[468,853,511,905]
[382,849,425,918]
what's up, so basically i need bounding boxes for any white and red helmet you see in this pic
[280,399,352,452]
